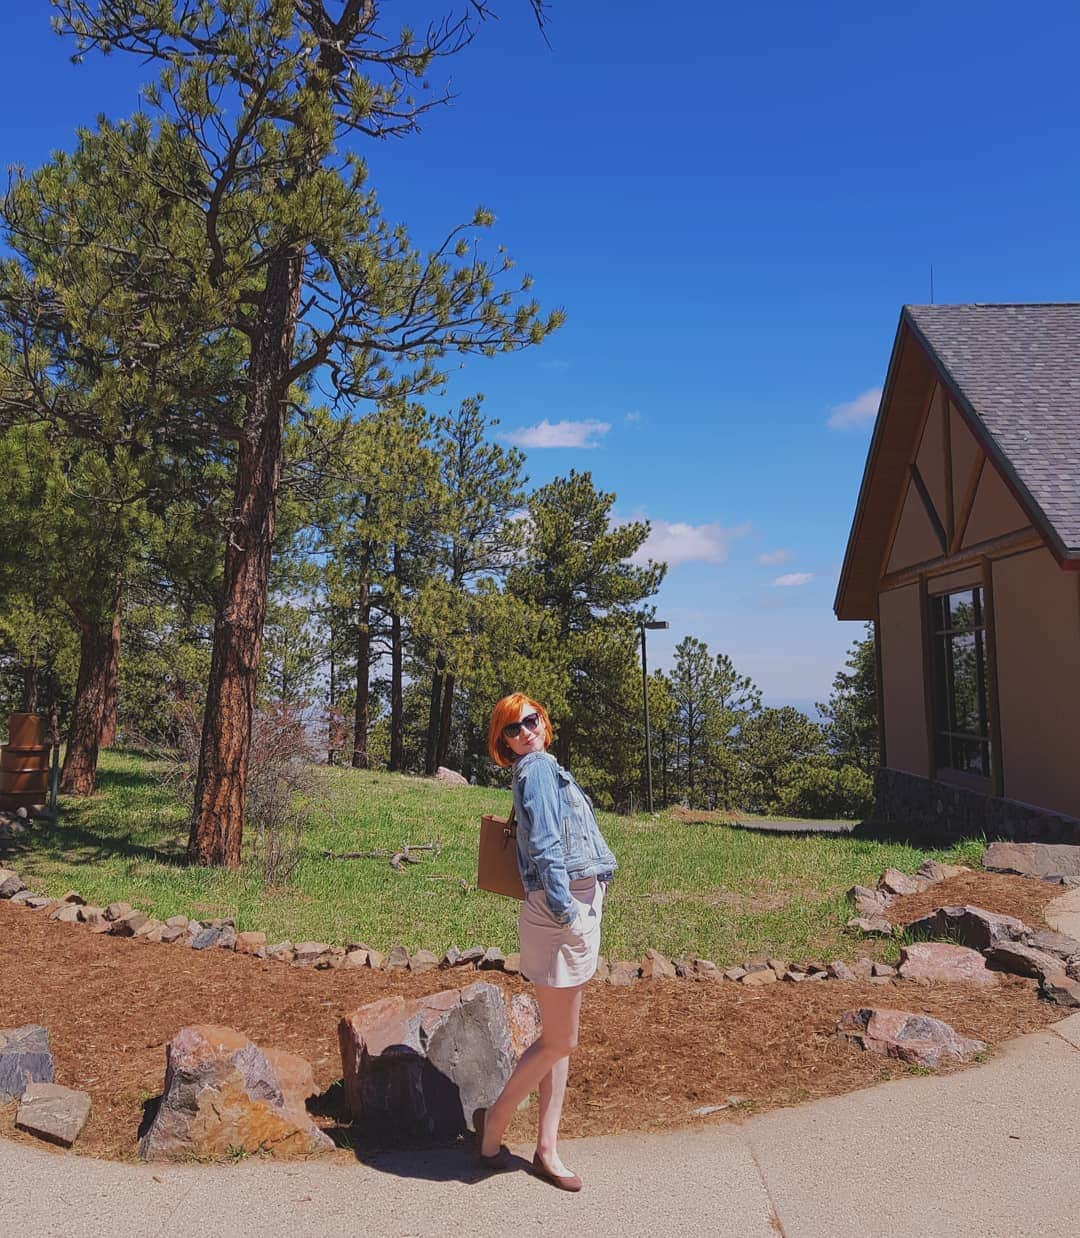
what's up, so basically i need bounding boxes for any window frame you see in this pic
[928,584,993,785]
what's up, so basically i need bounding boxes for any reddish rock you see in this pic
[235,932,267,957]
[914,860,971,884]
[608,961,641,986]
[48,903,82,924]
[983,842,1080,882]
[508,993,542,1057]
[138,1026,332,1161]
[898,942,998,986]
[315,947,348,970]
[366,948,387,970]
[691,959,721,982]
[386,944,411,970]
[407,949,438,974]
[109,912,149,937]
[848,884,892,918]
[0,869,26,899]
[478,947,506,972]
[878,868,920,896]
[165,915,189,929]
[1040,975,1080,1007]
[15,1083,91,1147]
[871,962,897,978]
[767,958,790,978]
[1026,930,1080,961]
[906,905,1027,952]
[292,942,330,968]
[985,942,1063,980]
[134,918,166,940]
[641,949,677,980]
[590,956,608,982]
[78,906,105,926]
[837,1007,985,1068]
[160,925,187,944]
[741,969,778,987]
[434,766,469,785]
[853,957,874,980]
[455,946,486,968]
[342,949,369,969]
[339,982,515,1137]
[58,890,86,905]
[267,942,295,963]
[827,960,856,980]
[848,915,893,936]
[723,966,748,982]
[103,902,133,922]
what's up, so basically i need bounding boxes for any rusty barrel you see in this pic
[0,713,51,811]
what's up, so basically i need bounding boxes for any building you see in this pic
[835,303,1080,840]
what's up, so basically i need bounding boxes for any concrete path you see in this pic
[3,1012,1080,1238]
[1045,886,1080,940]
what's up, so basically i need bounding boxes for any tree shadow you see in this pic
[9,815,187,867]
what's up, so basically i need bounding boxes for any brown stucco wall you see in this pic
[993,548,1080,818]
[878,583,929,777]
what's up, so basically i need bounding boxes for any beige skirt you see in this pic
[519,877,605,988]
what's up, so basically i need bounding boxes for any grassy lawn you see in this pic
[4,749,985,966]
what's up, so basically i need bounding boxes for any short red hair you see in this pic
[487,693,553,767]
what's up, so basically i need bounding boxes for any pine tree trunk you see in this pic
[425,659,444,775]
[352,585,371,769]
[188,249,302,868]
[389,587,403,771]
[98,604,121,748]
[435,671,454,769]
[60,584,122,796]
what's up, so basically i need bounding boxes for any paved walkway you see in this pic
[3,1012,1079,1238]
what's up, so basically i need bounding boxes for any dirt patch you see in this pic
[0,881,1067,1164]
[887,872,1063,930]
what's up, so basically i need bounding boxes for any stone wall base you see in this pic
[870,767,1080,846]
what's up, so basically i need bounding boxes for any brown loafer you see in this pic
[473,1107,513,1172]
[532,1152,583,1192]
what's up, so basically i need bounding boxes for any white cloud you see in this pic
[502,418,611,449]
[629,520,751,568]
[827,387,882,430]
[624,410,642,424]
[758,549,791,566]
[772,572,814,587]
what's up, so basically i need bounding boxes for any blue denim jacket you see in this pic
[511,750,617,925]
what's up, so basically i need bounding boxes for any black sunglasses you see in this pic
[503,712,541,740]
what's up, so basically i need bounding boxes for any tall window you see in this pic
[930,587,991,778]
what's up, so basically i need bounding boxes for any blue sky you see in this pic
[3,2,1080,710]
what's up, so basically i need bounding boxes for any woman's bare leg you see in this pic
[479,982,584,1158]
[536,1052,572,1172]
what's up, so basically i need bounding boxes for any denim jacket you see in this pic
[511,750,617,925]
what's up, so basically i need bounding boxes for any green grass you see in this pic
[4,749,985,967]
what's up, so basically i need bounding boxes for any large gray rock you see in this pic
[0,1025,55,1103]
[836,1007,986,1068]
[983,842,1080,882]
[914,860,971,885]
[877,868,921,896]
[0,868,26,898]
[847,885,892,918]
[898,942,998,986]
[1040,975,1080,1007]
[338,982,517,1139]
[985,942,1064,980]
[1026,930,1080,964]
[15,1083,91,1147]
[434,766,469,785]
[905,904,1027,952]
[138,1025,333,1161]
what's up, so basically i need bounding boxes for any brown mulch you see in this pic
[0,871,1068,1163]
[885,871,1063,928]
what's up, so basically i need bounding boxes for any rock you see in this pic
[48,902,82,924]
[692,959,721,982]
[338,982,517,1138]
[783,970,808,982]
[366,948,387,970]
[608,961,640,986]
[848,916,893,936]
[827,960,857,980]
[853,957,874,980]
[235,931,268,957]
[985,942,1064,980]
[185,920,202,937]
[12,892,50,909]
[104,902,133,922]
[138,1025,333,1161]
[872,962,897,978]
[478,947,506,971]
[906,905,1028,952]
[109,911,149,937]
[0,869,26,898]
[78,906,105,926]
[410,949,440,974]
[191,923,232,951]
[983,842,1080,882]
[292,942,331,968]
[723,966,747,982]
[878,868,921,896]
[508,993,542,1058]
[439,947,460,968]
[160,925,187,944]
[741,969,778,987]
[15,1083,91,1147]
[0,1025,55,1103]
[744,960,771,973]
[641,949,677,980]
[316,947,347,970]
[433,766,469,786]
[385,944,410,970]
[342,949,369,969]
[898,942,998,986]
[165,915,189,929]
[914,860,971,884]
[134,918,166,940]
[215,925,238,951]
[847,884,892,918]
[767,957,789,978]
[1039,975,1080,1007]
[267,942,295,963]
[837,1007,985,1068]
[58,890,86,905]
[1026,930,1080,963]
[590,956,608,982]
[455,946,486,968]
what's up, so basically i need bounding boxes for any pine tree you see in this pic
[817,623,880,777]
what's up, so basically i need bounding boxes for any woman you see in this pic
[473,693,617,1192]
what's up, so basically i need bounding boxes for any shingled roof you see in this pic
[904,303,1080,557]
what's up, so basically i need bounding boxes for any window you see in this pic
[929,587,991,779]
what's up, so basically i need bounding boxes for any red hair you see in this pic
[487,693,553,767]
